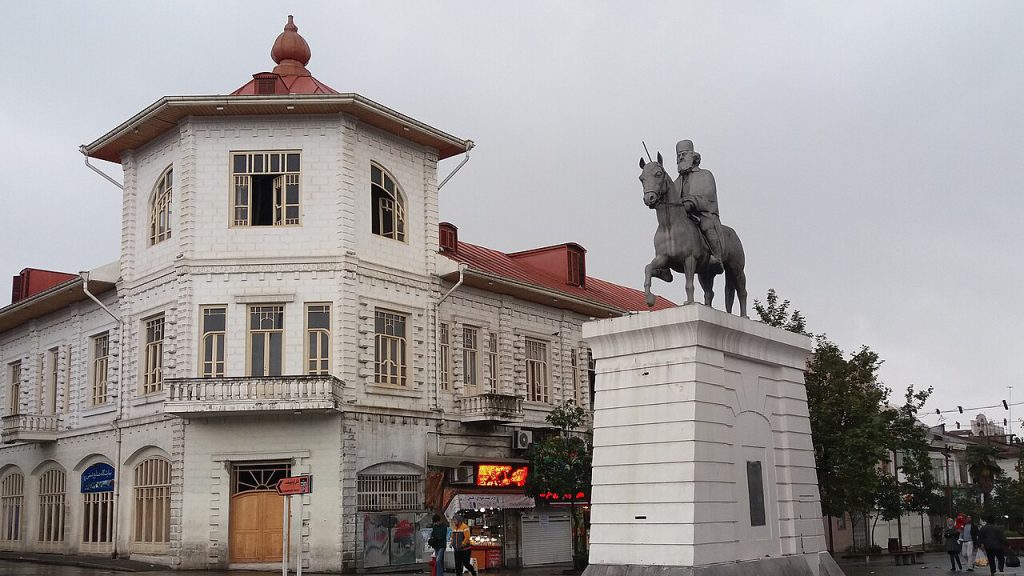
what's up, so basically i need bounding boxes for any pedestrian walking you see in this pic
[946,517,964,571]
[429,514,448,576]
[977,514,1008,575]
[962,515,978,571]
[451,514,478,576]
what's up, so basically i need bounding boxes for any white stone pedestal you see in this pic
[581,305,842,576]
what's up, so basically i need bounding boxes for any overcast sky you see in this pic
[2,1,1021,431]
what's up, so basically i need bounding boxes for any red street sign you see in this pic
[276,475,313,495]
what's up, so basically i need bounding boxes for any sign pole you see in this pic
[295,494,303,576]
[282,494,289,576]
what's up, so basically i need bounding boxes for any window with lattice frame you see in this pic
[370,164,406,242]
[0,472,24,542]
[375,309,408,386]
[357,474,422,511]
[133,458,170,546]
[150,167,173,244]
[37,468,66,543]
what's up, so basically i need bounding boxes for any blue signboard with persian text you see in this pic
[81,463,115,493]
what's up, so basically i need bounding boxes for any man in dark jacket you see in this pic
[978,515,1009,574]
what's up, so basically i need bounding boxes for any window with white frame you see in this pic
[249,305,284,377]
[231,151,300,226]
[6,361,20,416]
[132,455,169,545]
[63,347,71,414]
[200,307,226,378]
[439,323,451,391]
[357,474,422,511]
[570,349,581,405]
[525,338,549,403]
[46,348,58,414]
[91,334,110,406]
[133,458,170,547]
[149,167,173,244]
[370,165,406,241]
[375,309,408,386]
[37,468,66,543]
[142,315,164,394]
[306,304,331,375]
[463,326,479,393]
[485,332,498,393]
[0,472,23,542]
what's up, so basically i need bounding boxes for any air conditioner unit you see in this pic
[514,429,533,450]
[451,465,475,485]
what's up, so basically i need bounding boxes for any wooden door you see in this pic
[229,491,287,563]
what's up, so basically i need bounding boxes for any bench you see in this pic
[892,550,924,565]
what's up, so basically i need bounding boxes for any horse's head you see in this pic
[639,153,671,208]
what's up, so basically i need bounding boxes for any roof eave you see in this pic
[440,267,627,318]
[0,279,116,333]
[82,93,470,163]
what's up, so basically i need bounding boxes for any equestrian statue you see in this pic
[639,140,748,317]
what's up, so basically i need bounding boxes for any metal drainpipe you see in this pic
[80,271,124,556]
[437,141,475,190]
[433,264,467,409]
[79,146,124,190]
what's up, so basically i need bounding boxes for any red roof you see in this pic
[442,240,675,313]
[230,16,338,96]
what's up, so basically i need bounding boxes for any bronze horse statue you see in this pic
[639,154,748,317]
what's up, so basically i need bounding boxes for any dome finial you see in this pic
[271,15,312,76]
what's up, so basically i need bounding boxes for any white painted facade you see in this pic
[0,26,644,572]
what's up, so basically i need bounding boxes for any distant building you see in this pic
[0,17,671,572]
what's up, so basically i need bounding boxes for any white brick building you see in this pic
[0,17,670,572]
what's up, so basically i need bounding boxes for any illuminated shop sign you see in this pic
[475,464,529,487]
[537,490,588,502]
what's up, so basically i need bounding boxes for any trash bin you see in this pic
[888,538,899,553]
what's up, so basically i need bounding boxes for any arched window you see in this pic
[371,165,406,242]
[37,468,65,543]
[150,167,173,245]
[133,457,170,547]
[0,472,24,542]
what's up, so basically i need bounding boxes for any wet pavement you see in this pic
[0,554,1019,576]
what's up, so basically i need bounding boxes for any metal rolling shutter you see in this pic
[521,511,572,566]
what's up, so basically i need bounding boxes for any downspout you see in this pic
[432,264,467,409]
[81,270,124,557]
[437,141,475,190]
[79,146,124,190]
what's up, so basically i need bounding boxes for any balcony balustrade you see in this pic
[165,375,343,416]
[460,392,525,424]
[2,413,59,443]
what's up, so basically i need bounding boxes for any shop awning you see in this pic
[427,454,529,469]
[444,493,535,519]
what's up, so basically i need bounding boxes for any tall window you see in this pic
[249,305,284,377]
[91,334,110,406]
[570,349,581,404]
[306,304,331,375]
[375,310,408,386]
[485,332,499,393]
[370,165,406,241]
[525,338,549,403]
[37,469,66,543]
[439,323,451,390]
[63,346,71,414]
[133,458,171,547]
[46,348,59,414]
[0,472,23,542]
[81,464,114,546]
[143,315,165,394]
[463,326,479,393]
[231,151,301,226]
[7,361,20,416]
[149,167,173,244]
[200,307,226,378]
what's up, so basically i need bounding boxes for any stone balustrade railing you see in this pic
[165,375,343,415]
[2,413,59,443]
[460,393,525,423]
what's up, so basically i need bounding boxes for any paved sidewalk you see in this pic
[838,551,1020,576]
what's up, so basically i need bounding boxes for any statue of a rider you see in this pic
[675,139,724,275]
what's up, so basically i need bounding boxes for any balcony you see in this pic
[2,414,59,444]
[460,393,525,424]
[165,375,343,416]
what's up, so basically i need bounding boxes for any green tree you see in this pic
[966,444,1004,504]
[753,288,809,335]
[524,401,591,566]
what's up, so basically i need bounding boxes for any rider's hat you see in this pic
[676,139,695,154]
